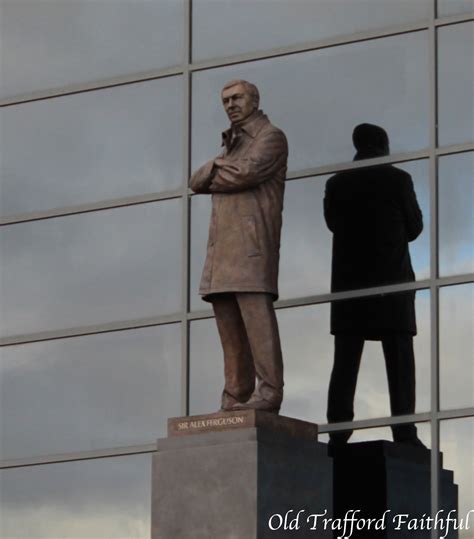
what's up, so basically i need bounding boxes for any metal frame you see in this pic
[1,7,473,529]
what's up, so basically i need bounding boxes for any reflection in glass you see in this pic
[189,318,223,414]
[438,0,474,17]
[0,325,181,460]
[192,32,429,173]
[280,161,429,301]
[441,418,474,538]
[193,0,429,61]
[320,423,431,445]
[439,152,474,276]
[0,455,150,539]
[0,201,182,337]
[440,284,474,410]
[190,195,212,312]
[1,78,184,217]
[438,22,474,146]
[0,0,184,98]
[189,293,429,424]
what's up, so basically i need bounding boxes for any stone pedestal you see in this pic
[331,441,458,538]
[152,410,333,538]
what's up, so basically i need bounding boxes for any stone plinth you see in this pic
[331,441,458,538]
[152,411,332,538]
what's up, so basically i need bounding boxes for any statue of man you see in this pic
[190,80,288,414]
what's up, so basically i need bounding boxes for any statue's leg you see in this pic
[211,293,256,410]
[235,292,283,408]
[327,334,364,444]
[382,334,419,442]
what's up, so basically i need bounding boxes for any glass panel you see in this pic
[193,0,430,61]
[1,77,183,217]
[440,418,474,538]
[190,160,429,310]
[0,200,182,337]
[280,161,430,300]
[439,152,474,276]
[0,325,181,460]
[189,317,223,414]
[191,32,429,172]
[0,455,150,539]
[440,284,474,410]
[189,292,430,423]
[438,0,474,16]
[0,0,184,98]
[190,195,212,312]
[320,423,431,445]
[438,22,474,146]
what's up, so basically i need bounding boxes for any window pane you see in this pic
[193,0,430,61]
[438,0,474,16]
[440,284,474,410]
[190,194,212,312]
[0,200,182,337]
[1,78,183,217]
[440,418,474,536]
[438,22,474,146]
[280,161,430,300]
[192,32,429,173]
[320,423,431,445]
[439,152,474,276]
[0,0,184,98]
[0,455,150,539]
[0,325,181,460]
[189,292,430,423]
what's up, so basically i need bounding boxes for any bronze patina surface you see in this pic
[189,80,288,413]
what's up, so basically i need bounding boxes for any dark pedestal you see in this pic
[331,441,458,538]
[152,411,333,538]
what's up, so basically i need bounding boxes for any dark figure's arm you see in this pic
[189,160,216,194]
[323,176,336,232]
[400,173,423,241]
[209,130,288,193]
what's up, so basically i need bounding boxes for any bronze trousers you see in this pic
[211,292,284,409]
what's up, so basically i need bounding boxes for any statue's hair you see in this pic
[222,79,260,107]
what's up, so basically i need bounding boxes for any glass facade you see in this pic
[1,1,473,537]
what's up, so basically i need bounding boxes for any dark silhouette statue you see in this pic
[324,123,425,447]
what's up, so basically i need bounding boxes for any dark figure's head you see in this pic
[352,123,390,160]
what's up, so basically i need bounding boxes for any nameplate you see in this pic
[168,410,318,440]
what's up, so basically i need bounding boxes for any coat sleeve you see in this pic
[209,130,288,193]
[323,176,336,232]
[400,173,423,241]
[189,160,216,194]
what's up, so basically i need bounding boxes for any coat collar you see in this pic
[221,109,268,147]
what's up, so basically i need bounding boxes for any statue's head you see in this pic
[221,79,260,124]
[352,123,390,159]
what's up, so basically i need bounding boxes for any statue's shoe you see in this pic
[231,398,280,414]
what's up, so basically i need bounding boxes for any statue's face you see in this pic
[222,83,256,124]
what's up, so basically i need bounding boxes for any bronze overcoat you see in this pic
[190,110,288,302]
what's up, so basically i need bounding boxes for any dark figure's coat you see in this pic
[324,164,423,339]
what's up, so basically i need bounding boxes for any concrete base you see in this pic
[152,416,333,538]
[331,441,459,538]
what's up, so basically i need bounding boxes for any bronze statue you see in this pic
[190,80,288,414]
[324,123,426,448]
